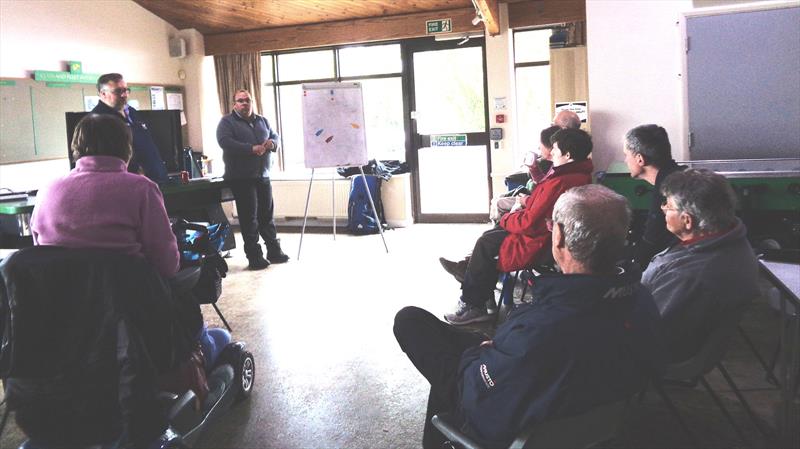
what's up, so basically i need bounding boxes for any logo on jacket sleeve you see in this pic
[480,363,495,389]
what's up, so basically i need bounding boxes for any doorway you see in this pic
[403,38,491,223]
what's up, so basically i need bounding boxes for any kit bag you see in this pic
[346,175,385,235]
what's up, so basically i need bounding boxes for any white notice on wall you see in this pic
[554,101,588,122]
[166,92,184,110]
[84,96,99,112]
[150,86,166,110]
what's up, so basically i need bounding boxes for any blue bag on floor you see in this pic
[346,175,385,235]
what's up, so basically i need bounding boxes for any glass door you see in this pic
[403,38,491,222]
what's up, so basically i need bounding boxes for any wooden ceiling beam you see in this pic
[508,0,585,29]
[204,7,482,55]
[473,0,500,36]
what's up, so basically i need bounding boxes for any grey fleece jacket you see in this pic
[216,112,280,179]
[641,219,759,362]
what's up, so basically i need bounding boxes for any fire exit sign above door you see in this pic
[426,18,452,34]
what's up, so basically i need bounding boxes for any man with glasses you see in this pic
[395,185,663,448]
[622,124,685,269]
[92,73,168,182]
[642,169,758,363]
[216,89,288,270]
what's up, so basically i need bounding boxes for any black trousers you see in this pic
[393,306,486,448]
[228,178,278,260]
[461,226,509,307]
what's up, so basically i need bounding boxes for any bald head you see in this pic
[553,110,581,129]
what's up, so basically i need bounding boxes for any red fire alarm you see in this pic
[495,114,506,123]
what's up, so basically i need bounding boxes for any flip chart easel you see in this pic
[297,82,388,260]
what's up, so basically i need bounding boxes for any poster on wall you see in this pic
[554,101,588,122]
[84,96,99,112]
[166,92,184,110]
[150,86,165,110]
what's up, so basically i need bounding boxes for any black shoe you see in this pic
[266,240,290,264]
[439,257,468,283]
[248,256,270,270]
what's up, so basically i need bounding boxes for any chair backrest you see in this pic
[663,298,753,381]
[509,399,628,449]
[0,246,174,447]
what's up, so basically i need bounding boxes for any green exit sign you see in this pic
[426,18,452,34]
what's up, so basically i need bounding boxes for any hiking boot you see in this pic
[266,240,290,264]
[439,257,468,283]
[444,300,492,326]
[248,256,270,270]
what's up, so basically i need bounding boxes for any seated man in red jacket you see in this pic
[442,128,594,324]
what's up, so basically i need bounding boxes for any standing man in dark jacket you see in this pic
[92,73,168,183]
[395,185,664,448]
[216,89,289,270]
[622,124,684,269]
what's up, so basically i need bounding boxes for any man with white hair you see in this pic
[395,185,663,448]
[642,169,758,362]
[553,109,581,129]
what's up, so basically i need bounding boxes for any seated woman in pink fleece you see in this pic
[30,113,228,399]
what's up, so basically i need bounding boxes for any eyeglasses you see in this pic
[235,98,251,104]
[660,199,679,212]
[103,87,130,95]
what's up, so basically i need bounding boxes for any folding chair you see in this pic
[432,399,628,449]
[645,299,769,446]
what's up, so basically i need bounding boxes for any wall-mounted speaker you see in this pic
[168,37,187,58]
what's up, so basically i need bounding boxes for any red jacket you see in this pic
[497,159,593,272]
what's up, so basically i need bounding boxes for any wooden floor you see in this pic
[0,224,792,448]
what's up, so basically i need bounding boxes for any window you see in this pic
[514,29,552,165]
[262,43,404,175]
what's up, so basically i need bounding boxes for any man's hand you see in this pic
[252,144,267,156]
[264,139,277,152]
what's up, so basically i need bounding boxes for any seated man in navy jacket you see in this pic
[394,184,664,448]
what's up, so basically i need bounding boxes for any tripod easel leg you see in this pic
[358,167,388,253]
[297,168,315,261]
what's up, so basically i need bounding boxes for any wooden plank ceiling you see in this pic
[134,0,478,35]
[132,0,583,55]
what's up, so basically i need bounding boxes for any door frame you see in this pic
[401,37,492,223]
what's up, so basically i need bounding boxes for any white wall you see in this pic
[0,0,203,191]
[586,0,693,175]
[485,3,518,196]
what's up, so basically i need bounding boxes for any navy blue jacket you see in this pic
[457,266,664,447]
[91,101,168,183]
[216,112,279,180]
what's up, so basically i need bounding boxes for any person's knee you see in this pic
[394,306,425,341]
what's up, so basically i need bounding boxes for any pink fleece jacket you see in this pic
[31,155,180,278]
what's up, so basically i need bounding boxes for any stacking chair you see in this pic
[646,298,769,446]
[432,399,628,449]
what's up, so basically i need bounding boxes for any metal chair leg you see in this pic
[737,325,780,386]
[212,303,232,332]
[699,376,751,447]
[716,363,770,437]
[652,381,698,445]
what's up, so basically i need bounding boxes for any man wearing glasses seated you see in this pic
[92,73,168,182]
[641,169,759,363]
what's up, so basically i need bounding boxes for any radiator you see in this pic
[271,178,351,219]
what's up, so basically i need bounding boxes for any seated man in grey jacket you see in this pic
[641,169,759,363]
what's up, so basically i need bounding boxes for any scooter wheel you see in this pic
[236,350,255,400]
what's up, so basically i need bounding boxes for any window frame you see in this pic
[262,42,404,174]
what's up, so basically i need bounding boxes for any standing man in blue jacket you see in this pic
[394,185,664,448]
[92,73,168,183]
[216,89,289,270]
